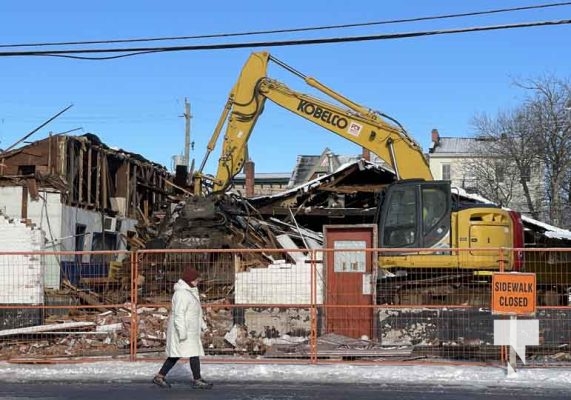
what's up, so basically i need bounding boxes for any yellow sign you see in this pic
[491,273,536,316]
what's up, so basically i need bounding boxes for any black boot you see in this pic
[152,375,171,388]
[192,378,213,389]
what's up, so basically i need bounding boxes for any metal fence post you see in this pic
[310,249,318,364]
[130,250,139,361]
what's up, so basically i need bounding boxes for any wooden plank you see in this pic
[130,164,137,217]
[26,178,39,201]
[95,150,100,208]
[101,154,108,209]
[79,277,120,285]
[125,162,130,216]
[59,137,67,176]
[164,179,192,196]
[86,147,92,204]
[61,280,111,313]
[21,184,28,220]
[0,322,95,337]
[78,145,84,204]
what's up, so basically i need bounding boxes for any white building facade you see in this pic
[0,186,136,293]
[428,129,545,218]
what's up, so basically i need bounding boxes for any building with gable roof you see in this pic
[428,128,545,219]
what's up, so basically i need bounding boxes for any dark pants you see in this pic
[158,356,201,380]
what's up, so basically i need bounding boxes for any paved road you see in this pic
[0,382,570,400]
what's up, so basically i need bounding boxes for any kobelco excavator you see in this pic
[194,51,525,304]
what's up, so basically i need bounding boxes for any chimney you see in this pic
[362,147,371,161]
[431,129,440,145]
[244,159,255,197]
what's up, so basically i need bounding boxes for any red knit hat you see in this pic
[182,267,200,284]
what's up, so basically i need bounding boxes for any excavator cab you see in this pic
[378,180,451,250]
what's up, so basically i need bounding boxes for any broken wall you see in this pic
[235,259,324,341]
[235,260,324,304]
[0,213,45,330]
[1,188,62,289]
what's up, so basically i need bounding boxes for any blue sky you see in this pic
[0,1,569,173]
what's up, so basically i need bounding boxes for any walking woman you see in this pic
[152,266,213,389]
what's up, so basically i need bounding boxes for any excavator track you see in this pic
[377,272,491,306]
[377,272,569,306]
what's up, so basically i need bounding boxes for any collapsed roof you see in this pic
[248,158,571,246]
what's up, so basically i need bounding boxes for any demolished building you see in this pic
[0,133,173,330]
[2,138,571,361]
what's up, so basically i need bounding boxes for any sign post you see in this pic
[491,272,537,374]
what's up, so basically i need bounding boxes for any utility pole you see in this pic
[183,98,191,168]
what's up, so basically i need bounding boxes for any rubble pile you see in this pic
[49,192,322,311]
[136,193,317,252]
[130,193,322,304]
[0,192,324,360]
[0,301,272,360]
[0,309,132,360]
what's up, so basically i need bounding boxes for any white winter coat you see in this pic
[164,279,205,357]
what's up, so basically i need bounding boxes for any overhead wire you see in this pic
[0,1,570,48]
[0,19,569,60]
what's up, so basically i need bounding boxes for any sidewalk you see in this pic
[1,360,571,390]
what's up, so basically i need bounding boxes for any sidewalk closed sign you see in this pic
[491,273,536,316]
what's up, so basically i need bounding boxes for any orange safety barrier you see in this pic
[0,247,569,367]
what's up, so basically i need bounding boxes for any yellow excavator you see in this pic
[194,51,525,304]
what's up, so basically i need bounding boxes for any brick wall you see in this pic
[0,214,45,304]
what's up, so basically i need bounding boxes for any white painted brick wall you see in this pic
[0,215,45,304]
[235,259,324,304]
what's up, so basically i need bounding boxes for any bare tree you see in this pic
[467,108,541,218]
[467,75,571,225]
[518,76,571,226]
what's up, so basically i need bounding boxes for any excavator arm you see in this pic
[193,52,525,306]
[196,51,432,193]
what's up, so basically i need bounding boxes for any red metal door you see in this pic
[323,225,376,339]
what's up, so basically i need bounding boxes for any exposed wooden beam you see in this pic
[95,150,101,209]
[87,147,92,205]
[78,145,84,204]
[256,206,376,217]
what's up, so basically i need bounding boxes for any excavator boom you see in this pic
[193,52,524,307]
[196,51,432,193]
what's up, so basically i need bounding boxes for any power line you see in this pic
[0,1,570,49]
[0,19,569,60]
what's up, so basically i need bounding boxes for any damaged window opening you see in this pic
[91,232,117,263]
[18,165,36,175]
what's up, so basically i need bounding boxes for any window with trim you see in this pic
[441,164,451,181]
[75,224,87,263]
[495,164,505,183]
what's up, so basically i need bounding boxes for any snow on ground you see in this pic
[1,360,571,390]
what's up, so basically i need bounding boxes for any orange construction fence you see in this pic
[0,247,569,367]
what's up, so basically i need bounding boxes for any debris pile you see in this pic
[133,193,321,252]
[0,191,324,360]
[0,301,272,360]
[129,193,322,304]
